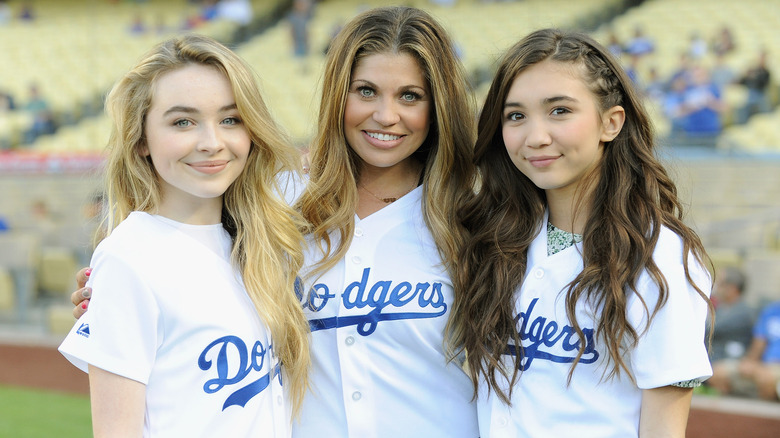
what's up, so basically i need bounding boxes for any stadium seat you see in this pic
[0,268,14,311]
[37,247,77,298]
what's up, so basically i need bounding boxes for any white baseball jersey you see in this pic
[478,215,712,438]
[59,212,289,437]
[294,186,479,438]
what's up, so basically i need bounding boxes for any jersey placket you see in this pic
[337,220,378,438]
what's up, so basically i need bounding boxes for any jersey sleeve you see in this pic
[627,248,713,389]
[58,245,161,384]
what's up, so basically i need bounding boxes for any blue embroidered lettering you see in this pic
[198,336,278,410]
[304,268,448,335]
[342,268,370,309]
[506,298,600,370]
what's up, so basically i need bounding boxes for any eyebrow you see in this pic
[162,103,238,117]
[351,79,427,92]
[504,95,578,109]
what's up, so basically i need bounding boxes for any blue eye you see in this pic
[400,91,420,102]
[174,119,192,127]
[222,117,241,125]
[358,87,375,98]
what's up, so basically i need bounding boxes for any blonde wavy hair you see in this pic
[100,34,310,414]
[296,6,476,279]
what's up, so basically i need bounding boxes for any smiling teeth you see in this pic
[367,132,401,141]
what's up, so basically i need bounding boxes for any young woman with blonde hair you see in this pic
[59,34,309,437]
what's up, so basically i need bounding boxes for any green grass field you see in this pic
[0,385,91,437]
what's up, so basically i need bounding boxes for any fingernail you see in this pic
[85,268,92,277]
[81,287,91,299]
[81,302,88,309]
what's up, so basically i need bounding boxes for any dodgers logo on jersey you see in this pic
[505,297,599,370]
[297,267,447,336]
[198,336,281,410]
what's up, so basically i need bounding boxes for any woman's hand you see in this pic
[71,267,92,319]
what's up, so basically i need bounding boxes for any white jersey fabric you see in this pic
[478,215,712,438]
[59,212,288,438]
[294,186,479,438]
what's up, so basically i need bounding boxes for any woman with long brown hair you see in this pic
[450,28,713,438]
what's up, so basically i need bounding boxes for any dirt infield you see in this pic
[2,342,779,437]
[0,343,88,395]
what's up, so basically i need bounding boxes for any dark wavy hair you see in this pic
[448,28,712,403]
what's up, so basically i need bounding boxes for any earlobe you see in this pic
[600,105,626,142]
[138,143,150,157]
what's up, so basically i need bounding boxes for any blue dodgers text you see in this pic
[198,335,281,410]
[505,297,599,370]
[297,267,447,336]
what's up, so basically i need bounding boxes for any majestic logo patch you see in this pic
[76,323,90,338]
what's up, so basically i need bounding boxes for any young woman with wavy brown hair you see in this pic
[450,28,713,438]
[292,6,478,437]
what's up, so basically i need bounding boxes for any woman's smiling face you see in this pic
[343,52,431,173]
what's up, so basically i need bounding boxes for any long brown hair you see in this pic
[102,34,311,414]
[296,6,476,279]
[450,28,712,403]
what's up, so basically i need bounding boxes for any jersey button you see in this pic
[534,268,544,279]
[352,256,362,264]
[354,227,364,237]
[351,391,362,401]
[496,416,508,428]
[345,336,355,346]
[277,395,283,406]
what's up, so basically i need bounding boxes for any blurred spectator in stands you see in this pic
[200,0,219,21]
[667,51,693,89]
[128,13,147,35]
[708,266,756,363]
[737,50,772,123]
[20,199,58,246]
[216,0,252,26]
[711,25,736,57]
[708,300,780,401]
[644,65,666,103]
[23,83,56,143]
[622,53,641,87]
[17,1,34,21]
[662,75,690,143]
[288,0,313,64]
[688,31,707,60]
[0,215,9,232]
[606,31,623,59]
[0,88,14,111]
[624,25,654,58]
[681,65,725,147]
[710,52,736,91]
[0,0,11,25]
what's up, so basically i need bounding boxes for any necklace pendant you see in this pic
[381,197,397,203]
